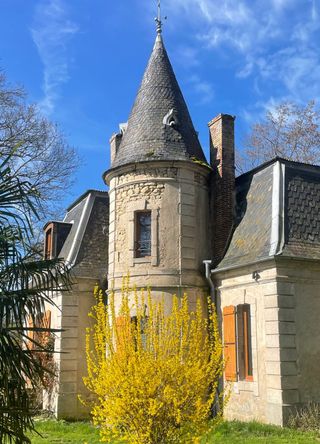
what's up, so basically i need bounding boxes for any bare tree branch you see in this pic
[241,101,320,170]
[0,70,80,222]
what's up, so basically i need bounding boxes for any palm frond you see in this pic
[0,150,72,442]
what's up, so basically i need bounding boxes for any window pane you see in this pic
[243,305,253,379]
[135,212,151,257]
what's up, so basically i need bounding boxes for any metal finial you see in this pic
[155,0,164,34]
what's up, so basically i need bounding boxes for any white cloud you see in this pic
[31,0,78,115]
[175,46,200,67]
[162,0,320,103]
[188,75,214,104]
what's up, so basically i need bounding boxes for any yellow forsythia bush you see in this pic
[83,279,225,444]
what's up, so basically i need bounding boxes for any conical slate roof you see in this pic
[112,34,206,168]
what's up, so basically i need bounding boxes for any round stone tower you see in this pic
[104,31,211,311]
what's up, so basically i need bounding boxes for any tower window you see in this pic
[135,211,151,258]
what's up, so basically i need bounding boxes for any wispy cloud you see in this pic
[190,75,214,104]
[175,46,200,67]
[162,0,320,104]
[31,0,78,115]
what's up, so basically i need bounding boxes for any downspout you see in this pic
[203,259,215,304]
[203,259,220,416]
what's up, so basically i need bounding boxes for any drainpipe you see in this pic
[203,259,221,417]
[203,259,215,304]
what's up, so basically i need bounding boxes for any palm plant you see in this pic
[0,153,71,443]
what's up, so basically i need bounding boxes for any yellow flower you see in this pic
[82,276,226,444]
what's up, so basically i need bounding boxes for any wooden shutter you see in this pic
[43,310,51,329]
[115,316,129,352]
[43,310,52,343]
[223,305,237,382]
[45,228,52,259]
[27,315,34,349]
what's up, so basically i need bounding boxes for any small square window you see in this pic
[134,211,151,258]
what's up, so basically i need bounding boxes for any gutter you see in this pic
[211,256,275,274]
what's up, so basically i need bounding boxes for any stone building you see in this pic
[42,26,320,424]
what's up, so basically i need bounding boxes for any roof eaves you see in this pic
[43,220,73,231]
[67,189,108,212]
[212,256,275,274]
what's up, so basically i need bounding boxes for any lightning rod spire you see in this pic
[155,0,163,35]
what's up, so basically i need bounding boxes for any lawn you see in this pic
[29,420,101,444]
[28,419,320,443]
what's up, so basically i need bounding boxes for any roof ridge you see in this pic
[67,189,109,212]
[237,156,320,181]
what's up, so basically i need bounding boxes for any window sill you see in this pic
[133,257,151,264]
[233,379,256,394]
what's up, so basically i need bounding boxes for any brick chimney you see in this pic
[208,114,235,266]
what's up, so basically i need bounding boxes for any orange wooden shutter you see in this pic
[45,229,52,259]
[223,305,237,382]
[43,310,52,343]
[27,315,34,349]
[43,310,51,329]
[115,316,129,352]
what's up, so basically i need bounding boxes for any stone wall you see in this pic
[48,278,96,419]
[106,161,211,311]
[214,263,276,424]
[75,195,109,282]
[277,259,320,408]
[214,257,320,426]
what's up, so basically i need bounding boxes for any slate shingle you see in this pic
[216,159,320,271]
[283,165,320,259]
[216,165,274,270]
[112,34,206,168]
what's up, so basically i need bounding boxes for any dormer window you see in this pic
[134,211,151,258]
[43,221,72,260]
[119,122,128,135]
[163,109,178,128]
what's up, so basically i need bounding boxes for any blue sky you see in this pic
[1,0,319,211]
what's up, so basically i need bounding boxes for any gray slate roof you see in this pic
[59,190,109,280]
[283,164,320,259]
[111,34,206,168]
[215,158,320,271]
[216,164,274,270]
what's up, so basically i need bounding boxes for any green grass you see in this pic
[29,420,101,444]
[206,420,320,443]
[28,419,320,443]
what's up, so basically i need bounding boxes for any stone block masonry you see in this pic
[105,160,211,309]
